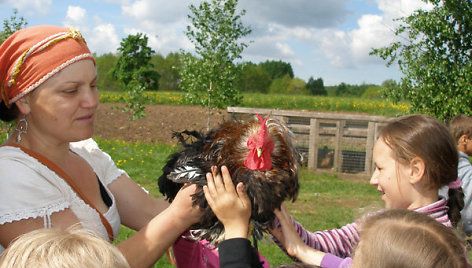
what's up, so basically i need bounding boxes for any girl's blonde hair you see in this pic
[353,209,467,268]
[0,227,129,268]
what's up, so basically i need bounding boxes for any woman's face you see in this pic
[370,138,414,209]
[21,59,98,144]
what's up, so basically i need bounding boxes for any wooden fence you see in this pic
[227,107,393,178]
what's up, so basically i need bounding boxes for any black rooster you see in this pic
[158,114,300,245]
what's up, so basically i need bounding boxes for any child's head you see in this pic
[449,114,472,155]
[371,114,463,225]
[378,114,458,190]
[0,227,130,268]
[352,209,467,268]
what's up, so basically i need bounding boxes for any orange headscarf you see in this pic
[0,25,95,107]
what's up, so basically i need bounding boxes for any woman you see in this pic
[0,25,201,267]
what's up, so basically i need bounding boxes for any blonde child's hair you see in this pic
[0,227,130,268]
[353,209,467,268]
[449,114,472,145]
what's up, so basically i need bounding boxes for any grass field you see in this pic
[2,118,471,266]
[95,137,381,267]
[98,90,409,117]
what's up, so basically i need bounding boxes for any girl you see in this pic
[270,114,465,266]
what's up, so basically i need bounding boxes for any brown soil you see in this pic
[94,103,228,145]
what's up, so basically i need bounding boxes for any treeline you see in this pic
[95,52,393,99]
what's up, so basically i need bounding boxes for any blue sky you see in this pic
[0,0,430,86]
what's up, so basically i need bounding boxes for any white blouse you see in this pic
[0,138,123,253]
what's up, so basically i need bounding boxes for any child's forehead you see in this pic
[373,138,395,159]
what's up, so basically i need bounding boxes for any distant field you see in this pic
[98,90,409,117]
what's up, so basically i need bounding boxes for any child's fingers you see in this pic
[205,171,217,197]
[236,182,250,206]
[274,204,291,225]
[221,166,236,193]
[203,185,214,208]
[269,225,283,242]
[211,166,226,192]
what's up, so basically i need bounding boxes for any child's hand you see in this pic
[269,204,326,265]
[203,165,251,239]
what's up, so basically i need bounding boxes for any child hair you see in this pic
[449,114,472,144]
[353,209,467,268]
[379,114,464,227]
[0,227,130,268]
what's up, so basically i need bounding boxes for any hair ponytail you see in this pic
[447,187,465,228]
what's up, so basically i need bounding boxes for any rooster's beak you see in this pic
[257,148,262,158]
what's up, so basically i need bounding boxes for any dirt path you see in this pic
[94,103,227,144]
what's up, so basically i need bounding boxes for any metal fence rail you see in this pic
[227,107,393,178]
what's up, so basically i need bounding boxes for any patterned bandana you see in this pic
[0,25,95,107]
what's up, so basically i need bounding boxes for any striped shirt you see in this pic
[273,198,451,258]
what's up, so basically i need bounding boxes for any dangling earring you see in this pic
[15,116,28,144]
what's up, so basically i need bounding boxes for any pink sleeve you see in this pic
[273,216,359,258]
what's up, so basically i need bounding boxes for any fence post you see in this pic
[365,121,375,176]
[334,120,344,173]
[308,118,318,170]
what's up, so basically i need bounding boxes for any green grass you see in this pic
[2,129,470,265]
[0,130,382,267]
[94,138,380,267]
[98,90,410,117]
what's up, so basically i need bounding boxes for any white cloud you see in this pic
[275,42,295,57]
[5,0,52,15]
[88,23,120,55]
[239,0,350,28]
[121,0,197,25]
[65,6,86,24]
[316,0,431,68]
[103,0,128,4]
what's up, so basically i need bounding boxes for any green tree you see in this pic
[306,76,326,96]
[268,74,292,94]
[259,60,294,79]
[0,9,27,44]
[95,53,121,91]
[112,33,160,119]
[236,63,271,93]
[361,85,382,99]
[152,52,182,91]
[179,0,251,129]
[335,82,349,96]
[287,77,308,95]
[379,79,401,99]
[370,0,472,120]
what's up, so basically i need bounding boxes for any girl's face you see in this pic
[19,59,98,145]
[370,138,415,209]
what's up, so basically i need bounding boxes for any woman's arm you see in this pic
[107,174,170,230]
[115,183,202,268]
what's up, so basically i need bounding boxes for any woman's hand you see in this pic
[203,165,251,239]
[169,183,203,226]
[270,203,326,265]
